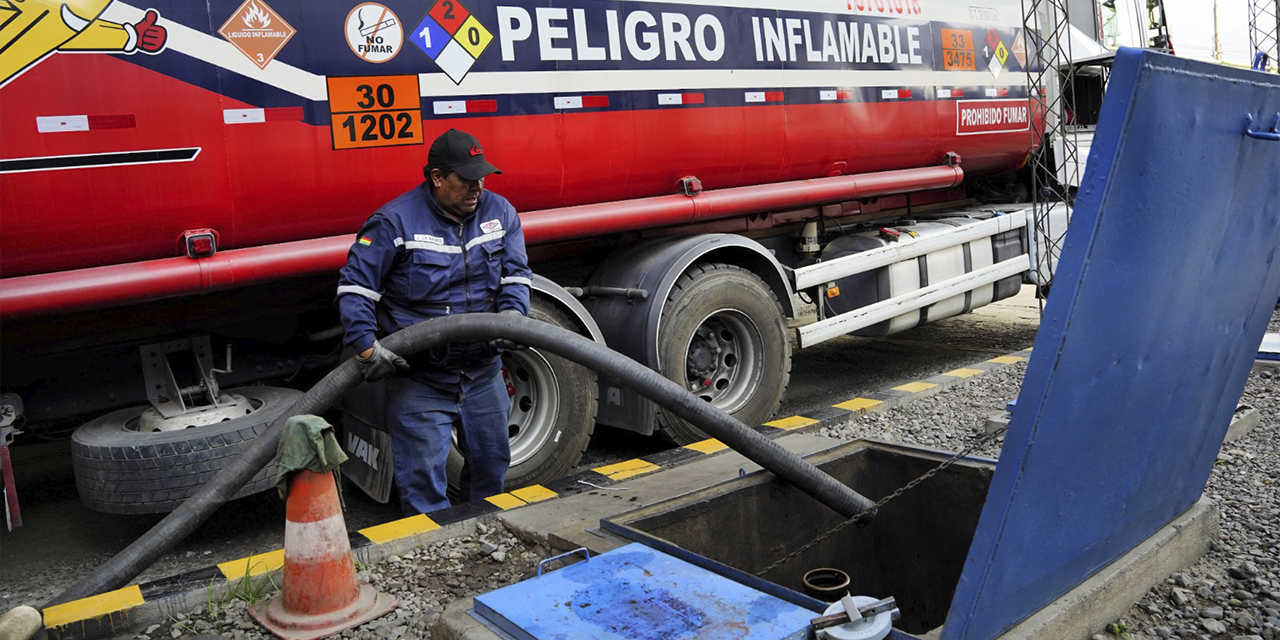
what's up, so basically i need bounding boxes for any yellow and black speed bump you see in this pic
[40,347,1031,640]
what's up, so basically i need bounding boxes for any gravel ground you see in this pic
[131,316,1280,640]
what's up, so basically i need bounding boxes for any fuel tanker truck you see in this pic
[0,0,1157,517]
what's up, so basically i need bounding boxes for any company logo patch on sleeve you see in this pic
[358,236,374,246]
[480,219,503,234]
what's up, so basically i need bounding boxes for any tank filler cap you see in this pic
[812,595,899,640]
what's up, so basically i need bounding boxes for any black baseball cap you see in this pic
[426,129,501,181]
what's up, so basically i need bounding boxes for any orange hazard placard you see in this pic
[326,75,424,150]
[941,28,977,71]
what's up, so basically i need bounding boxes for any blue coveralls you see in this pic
[336,183,532,515]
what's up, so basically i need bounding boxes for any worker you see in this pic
[336,129,532,515]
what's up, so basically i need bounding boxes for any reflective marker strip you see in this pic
[986,87,1000,97]
[337,285,382,302]
[38,115,89,132]
[938,89,964,99]
[765,91,784,102]
[881,89,899,100]
[224,107,302,124]
[997,88,1009,97]
[464,230,506,250]
[658,92,704,106]
[404,241,462,253]
[554,95,609,109]
[37,115,137,132]
[43,585,145,628]
[820,90,853,101]
[224,109,266,124]
[501,276,532,286]
[434,99,499,115]
[745,91,766,103]
[435,101,467,115]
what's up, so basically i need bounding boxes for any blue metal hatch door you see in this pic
[942,49,1280,640]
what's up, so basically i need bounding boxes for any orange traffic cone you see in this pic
[249,470,396,640]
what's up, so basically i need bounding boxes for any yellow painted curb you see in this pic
[511,485,557,503]
[943,367,985,378]
[359,514,440,544]
[684,439,728,454]
[893,381,937,393]
[217,549,285,580]
[593,459,661,480]
[989,355,1027,364]
[43,585,144,628]
[763,416,819,430]
[833,398,882,412]
[485,493,528,510]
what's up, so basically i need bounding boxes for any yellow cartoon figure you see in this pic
[0,1,167,86]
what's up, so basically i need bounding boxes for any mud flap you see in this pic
[335,377,396,504]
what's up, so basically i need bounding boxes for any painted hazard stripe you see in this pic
[36,114,137,132]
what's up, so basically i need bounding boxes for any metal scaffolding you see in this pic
[1020,0,1078,290]
[1249,0,1279,71]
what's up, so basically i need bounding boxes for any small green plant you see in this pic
[354,557,367,572]
[1106,619,1133,638]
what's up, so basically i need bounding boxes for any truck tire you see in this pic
[71,386,302,515]
[447,302,597,491]
[655,263,791,444]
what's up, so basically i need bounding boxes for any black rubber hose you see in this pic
[49,313,874,606]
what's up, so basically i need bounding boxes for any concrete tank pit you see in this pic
[600,440,994,636]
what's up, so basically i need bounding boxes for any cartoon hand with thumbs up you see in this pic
[130,9,167,53]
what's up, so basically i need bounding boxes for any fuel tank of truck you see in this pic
[0,0,1038,279]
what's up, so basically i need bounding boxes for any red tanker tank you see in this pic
[0,0,1054,514]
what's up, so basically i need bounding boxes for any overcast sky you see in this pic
[1162,0,1259,66]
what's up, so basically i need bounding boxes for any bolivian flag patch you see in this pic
[358,236,373,246]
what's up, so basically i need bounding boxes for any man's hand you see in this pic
[354,340,409,381]
[491,309,527,351]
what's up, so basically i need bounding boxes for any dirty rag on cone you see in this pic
[273,415,348,498]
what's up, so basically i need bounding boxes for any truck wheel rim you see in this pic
[502,349,561,466]
[682,309,763,415]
